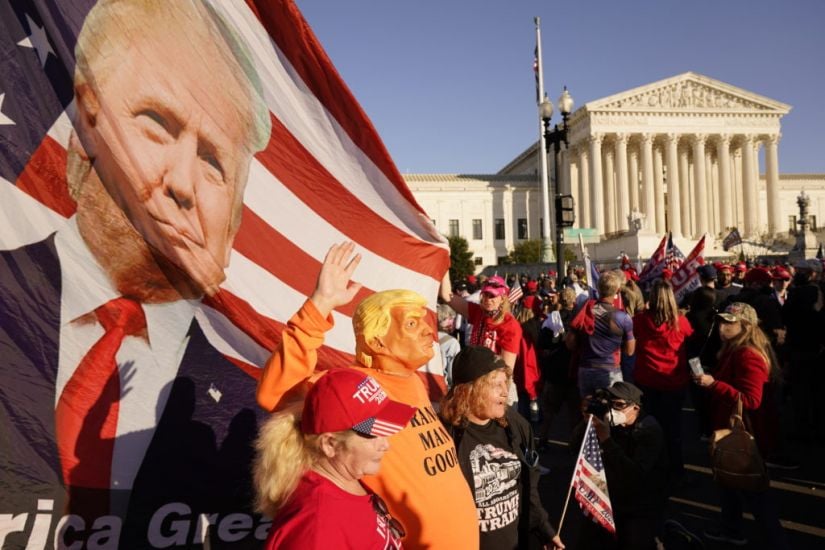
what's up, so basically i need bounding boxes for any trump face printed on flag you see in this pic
[69,0,270,300]
[0,1,272,547]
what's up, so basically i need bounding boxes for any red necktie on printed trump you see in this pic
[56,297,146,489]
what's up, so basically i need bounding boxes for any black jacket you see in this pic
[443,407,556,547]
[600,414,668,518]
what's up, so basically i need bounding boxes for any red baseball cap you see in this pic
[735,262,747,272]
[772,267,791,281]
[744,266,772,286]
[719,264,734,273]
[302,368,417,437]
[525,280,538,292]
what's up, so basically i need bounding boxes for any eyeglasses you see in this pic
[610,400,633,410]
[371,493,406,539]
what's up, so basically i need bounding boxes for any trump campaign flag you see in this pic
[0,1,447,547]
[672,236,706,304]
[637,233,668,286]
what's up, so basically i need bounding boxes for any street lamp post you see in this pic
[540,87,574,287]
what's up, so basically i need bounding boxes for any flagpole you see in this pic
[556,415,594,537]
[535,17,555,263]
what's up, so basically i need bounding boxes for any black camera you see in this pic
[585,389,611,417]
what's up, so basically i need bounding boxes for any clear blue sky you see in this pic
[296,0,824,175]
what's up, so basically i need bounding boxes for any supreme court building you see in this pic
[407,73,825,266]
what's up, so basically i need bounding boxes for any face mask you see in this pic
[483,305,502,318]
[609,409,628,427]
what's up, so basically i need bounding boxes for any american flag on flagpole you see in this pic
[572,417,616,535]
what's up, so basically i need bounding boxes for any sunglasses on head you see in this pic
[371,493,406,540]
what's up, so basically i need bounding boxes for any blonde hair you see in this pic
[598,270,622,297]
[516,306,535,324]
[254,409,353,517]
[719,318,775,377]
[647,279,680,330]
[353,289,428,367]
[440,367,510,428]
[560,287,577,309]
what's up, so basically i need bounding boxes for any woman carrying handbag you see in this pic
[693,303,789,549]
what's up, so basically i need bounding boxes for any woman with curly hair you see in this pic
[440,346,565,550]
[694,303,789,549]
[255,368,415,549]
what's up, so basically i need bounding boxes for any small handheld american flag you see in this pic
[572,417,616,535]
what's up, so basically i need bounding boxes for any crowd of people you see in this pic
[251,242,823,549]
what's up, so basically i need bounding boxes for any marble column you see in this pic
[578,146,591,229]
[604,146,616,234]
[742,134,757,236]
[705,149,713,235]
[717,135,733,230]
[692,135,708,236]
[733,147,743,230]
[653,144,665,234]
[678,146,691,237]
[628,147,640,213]
[665,133,681,237]
[765,134,781,234]
[709,152,719,236]
[641,134,655,232]
[753,140,762,231]
[589,134,605,235]
[569,150,580,226]
[615,134,629,232]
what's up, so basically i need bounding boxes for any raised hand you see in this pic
[310,242,362,317]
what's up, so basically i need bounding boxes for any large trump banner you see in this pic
[0,1,447,547]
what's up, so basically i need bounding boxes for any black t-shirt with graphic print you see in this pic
[457,419,522,550]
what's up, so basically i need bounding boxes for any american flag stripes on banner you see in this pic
[0,0,447,546]
[573,417,616,535]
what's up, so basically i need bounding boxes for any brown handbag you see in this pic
[709,395,769,492]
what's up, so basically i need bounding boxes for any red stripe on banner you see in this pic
[244,0,424,214]
[254,113,448,280]
[15,135,76,218]
[204,289,356,369]
[233,206,372,318]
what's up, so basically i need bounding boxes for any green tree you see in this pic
[509,239,543,264]
[447,235,475,282]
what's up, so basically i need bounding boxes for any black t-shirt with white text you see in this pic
[458,420,522,550]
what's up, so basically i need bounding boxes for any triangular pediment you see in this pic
[585,72,791,114]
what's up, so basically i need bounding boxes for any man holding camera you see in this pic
[579,382,668,550]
